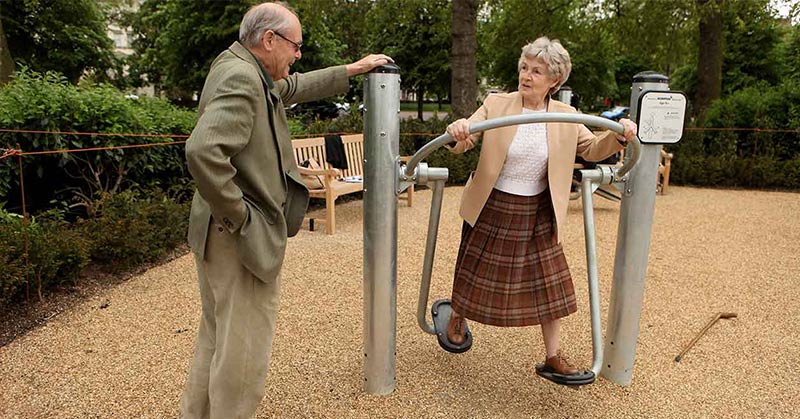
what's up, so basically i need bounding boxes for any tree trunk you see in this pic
[695,0,723,122]
[450,0,478,119]
[417,87,425,121]
[0,8,15,85]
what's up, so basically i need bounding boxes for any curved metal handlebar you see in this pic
[404,113,641,181]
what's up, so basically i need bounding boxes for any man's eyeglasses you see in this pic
[274,31,302,52]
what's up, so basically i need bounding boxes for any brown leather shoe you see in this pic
[446,311,467,345]
[542,352,580,376]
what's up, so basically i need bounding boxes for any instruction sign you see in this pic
[636,91,687,144]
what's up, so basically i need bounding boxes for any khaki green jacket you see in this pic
[186,41,349,281]
[448,92,624,243]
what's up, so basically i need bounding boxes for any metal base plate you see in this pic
[534,364,596,386]
[432,299,473,353]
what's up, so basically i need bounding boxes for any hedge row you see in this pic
[668,81,800,189]
[0,210,88,304]
[0,69,197,216]
[0,189,189,305]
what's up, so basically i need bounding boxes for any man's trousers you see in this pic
[180,221,281,419]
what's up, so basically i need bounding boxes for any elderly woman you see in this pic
[444,37,637,383]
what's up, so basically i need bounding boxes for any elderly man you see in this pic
[180,2,392,418]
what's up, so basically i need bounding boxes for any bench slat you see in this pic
[291,133,411,234]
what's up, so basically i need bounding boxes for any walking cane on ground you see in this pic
[675,312,738,362]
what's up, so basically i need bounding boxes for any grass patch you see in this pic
[400,102,451,112]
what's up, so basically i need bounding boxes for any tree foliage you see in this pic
[365,0,451,118]
[783,24,800,83]
[126,0,256,104]
[288,0,351,73]
[126,0,363,104]
[600,0,695,102]
[318,0,375,65]
[720,0,783,94]
[479,0,618,107]
[0,0,116,84]
[604,0,695,75]
[478,0,796,116]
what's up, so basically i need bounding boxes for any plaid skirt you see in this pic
[450,188,577,327]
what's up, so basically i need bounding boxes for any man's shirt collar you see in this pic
[244,47,274,89]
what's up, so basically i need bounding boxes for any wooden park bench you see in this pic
[658,148,673,194]
[291,134,414,234]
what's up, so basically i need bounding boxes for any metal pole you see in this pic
[580,171,605,375]
[362,64,400,395]
[557,86,573,106]
[601,71,669,386]
[415,178,446,334]
[415,168,449,335]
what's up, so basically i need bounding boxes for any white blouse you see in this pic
[494,107,549,196]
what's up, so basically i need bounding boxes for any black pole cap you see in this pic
[633,71,669,84]
[370,63,401,74]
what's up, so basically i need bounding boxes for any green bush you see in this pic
[0,231,27,305]
[669,80,800,189]
[0,68,196,215]
[78,189,190,272]
[0,187,190,304]
[0,208,89,304]
[0,69,203,304]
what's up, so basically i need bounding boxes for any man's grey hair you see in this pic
[518,37,572,95]
[239,2,297,48]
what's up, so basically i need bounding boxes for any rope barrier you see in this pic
[0,128,190,138]
[684,127,800,133]
[1,148,23,159]
[20,141,187,156]
[292,132,440,138]
[0,123,795,166]
[15,147,32,301]
[1,126,797,141]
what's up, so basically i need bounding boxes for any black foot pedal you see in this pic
[535,364,595,386]
[431,299,473,354]
[596,185,621,202]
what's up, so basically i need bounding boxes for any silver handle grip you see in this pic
[404,113,640,180]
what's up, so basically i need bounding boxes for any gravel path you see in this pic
[1,186,798,419]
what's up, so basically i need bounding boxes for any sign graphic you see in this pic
[636,91,687,144]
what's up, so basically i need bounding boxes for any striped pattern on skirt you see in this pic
[450,188,577,327]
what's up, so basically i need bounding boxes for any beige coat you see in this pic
[186,41,349,282]
[449,92,624,243]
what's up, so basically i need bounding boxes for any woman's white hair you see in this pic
[239,2,296,48]
[518,37,572,95]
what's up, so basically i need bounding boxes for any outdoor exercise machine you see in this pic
[360,65,686,394]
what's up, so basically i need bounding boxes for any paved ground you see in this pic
[1,186,798,418]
